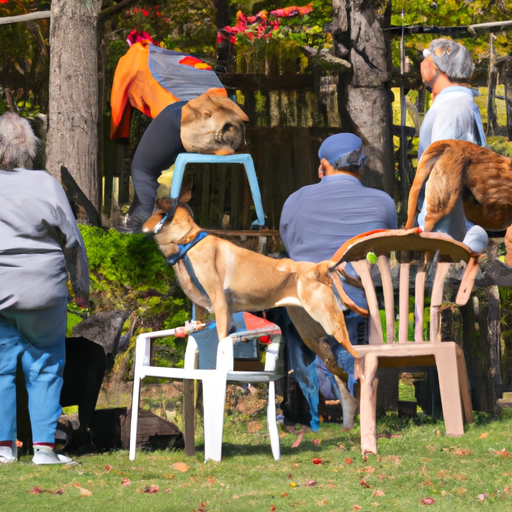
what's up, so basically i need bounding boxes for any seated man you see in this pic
[279,133,397,429]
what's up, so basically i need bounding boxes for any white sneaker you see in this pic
[32,445,75,465]
[0,446,16,463]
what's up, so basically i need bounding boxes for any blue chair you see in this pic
[170,153,265,228]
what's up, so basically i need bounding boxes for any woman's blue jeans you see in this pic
[0,299,67,444]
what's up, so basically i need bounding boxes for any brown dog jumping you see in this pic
[143,193,367,428]
[406,139,512,232]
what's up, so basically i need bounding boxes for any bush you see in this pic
[73,225,192,367]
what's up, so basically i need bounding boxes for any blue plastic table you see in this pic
[170,153,265,227]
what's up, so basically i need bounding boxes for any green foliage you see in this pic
[390,0,511,69]
[76,225,192,367]
[79,225,172,292]
[487,136,512,158]
[0,0,49,114]
[66,312,83,337]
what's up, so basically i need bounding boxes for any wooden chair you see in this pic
[129,315,284,462]
[330,228,485,455]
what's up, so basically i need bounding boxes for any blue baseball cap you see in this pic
[318,133,367,169]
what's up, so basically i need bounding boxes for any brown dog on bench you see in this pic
[143,192,366,429]
[406,140,512,233]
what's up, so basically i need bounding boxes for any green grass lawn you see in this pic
[2,404,512,512]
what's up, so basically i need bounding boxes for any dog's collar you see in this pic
[166,231,209,265]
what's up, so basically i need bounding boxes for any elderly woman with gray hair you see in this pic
[0,112,89,464]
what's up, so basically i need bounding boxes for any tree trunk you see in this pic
[332,0,394,196]
[46,0,103,212]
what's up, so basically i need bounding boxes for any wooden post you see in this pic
[503,58,512,141]
[486,33,498,137]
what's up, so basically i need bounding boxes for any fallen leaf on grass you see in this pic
[164,488,172,493]
[373,490,385,497]
[313,439,321,446]
[352,505,362,511]
[279,432,287,438]
[492,448,510,458]
[360,478,370,488]
[453,448,471,456]
[477,493,488,501]
[328,482,336,489]
[312,458,322,465]
[480,432,489,439]
[104,464,113,473]
[29,486,65,495]
[77,486,93,497]
[248,421,261,434]
[290,482,297,488]
[345,458,353,464]
[419,497,435,505]
[138,485,159,494]
[306,480,317,487]
[280,492,288,497]
[172,462,189,472]
[121,478,131,486]
[270,505,276,511]
[316,499,327,506]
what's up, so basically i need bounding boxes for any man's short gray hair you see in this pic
[0,112,40,171]
[427,38,474,82]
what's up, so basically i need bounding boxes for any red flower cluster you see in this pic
[127,30,155,47]
[218,3,313,45]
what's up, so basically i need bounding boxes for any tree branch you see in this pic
[98,0,138,22]
[0,11,51,26]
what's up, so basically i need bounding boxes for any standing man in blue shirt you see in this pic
[416,38,486,241]
[279,133,397,431]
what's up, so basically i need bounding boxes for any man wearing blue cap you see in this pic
[279,133,397,430]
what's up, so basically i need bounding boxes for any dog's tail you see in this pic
[0,112,40,171]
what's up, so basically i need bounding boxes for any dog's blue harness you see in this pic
[166,231,209,297]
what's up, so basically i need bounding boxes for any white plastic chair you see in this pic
[129,321,284,462]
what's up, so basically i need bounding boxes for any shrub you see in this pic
[73,225,192,368]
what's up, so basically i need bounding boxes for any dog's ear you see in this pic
[179,188,192,203]
[155,197,173,212]
[211,95,249,122]
[181,102,202,126]
[183,94,249,123]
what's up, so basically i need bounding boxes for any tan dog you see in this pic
[406,140,512,232]
[180,94,249,155]
[143,194,366,429]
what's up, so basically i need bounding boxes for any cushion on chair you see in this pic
[192,312,281,369]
